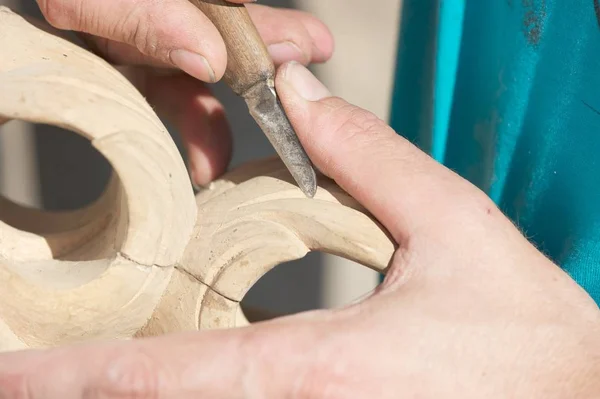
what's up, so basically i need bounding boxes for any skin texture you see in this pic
[1,62,600,398]
[34,0,335,186]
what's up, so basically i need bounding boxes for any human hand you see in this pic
[1,62,600,398]
[34,0,334,186]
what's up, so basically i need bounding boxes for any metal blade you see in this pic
[244,79,317,198]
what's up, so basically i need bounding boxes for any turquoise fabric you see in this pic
[389,0,600,304]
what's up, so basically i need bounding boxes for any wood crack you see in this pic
[174,264,239,303]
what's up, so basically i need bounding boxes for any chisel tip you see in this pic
[296,164,318,198]
[244,81,318,198]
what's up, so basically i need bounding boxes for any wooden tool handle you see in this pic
[190,0,275,95]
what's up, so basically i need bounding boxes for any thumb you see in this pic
[37,0,229,82]
[275,62,496,243]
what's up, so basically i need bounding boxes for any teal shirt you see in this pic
[389,0,600,304]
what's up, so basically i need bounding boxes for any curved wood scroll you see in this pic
[140,156,396,336]
[0,7,395,352]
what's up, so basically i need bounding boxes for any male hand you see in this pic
[35,0,334,186]
[1,62,600,398]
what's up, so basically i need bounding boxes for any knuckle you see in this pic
[332,105,391,159]
[314,98,396,174]
[130,20,152,55]
[95,349,162,399]
[293,362,356,399]
[119,3,161,58]
[334,104,388,146]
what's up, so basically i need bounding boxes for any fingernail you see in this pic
[282,61,331,101]
[268,41,305,65]
[170,49,216,83]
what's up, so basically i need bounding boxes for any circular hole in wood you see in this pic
[0,120,111,212]
[0,121,127,287]
[240,252,381,323]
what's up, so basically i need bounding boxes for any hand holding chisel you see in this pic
[189,0,318,197]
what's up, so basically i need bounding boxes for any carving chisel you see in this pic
[190,0,317,198]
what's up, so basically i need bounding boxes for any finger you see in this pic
[0,331,251,398]
[37,0,227,82]
[0,323,326,398]
[275,62,497,243]
[76,34,172,69]
[135,70,233,186]
[247,5,335,65]
[77,4,334,69]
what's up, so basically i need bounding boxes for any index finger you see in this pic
[37,0,228,82]
[0,320,320,399]
[0,330,251,398]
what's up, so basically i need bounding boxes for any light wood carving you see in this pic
[0,7,396,352]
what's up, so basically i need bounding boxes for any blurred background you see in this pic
[0,0,402,316]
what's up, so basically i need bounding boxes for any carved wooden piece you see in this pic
[0,7,395,352]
